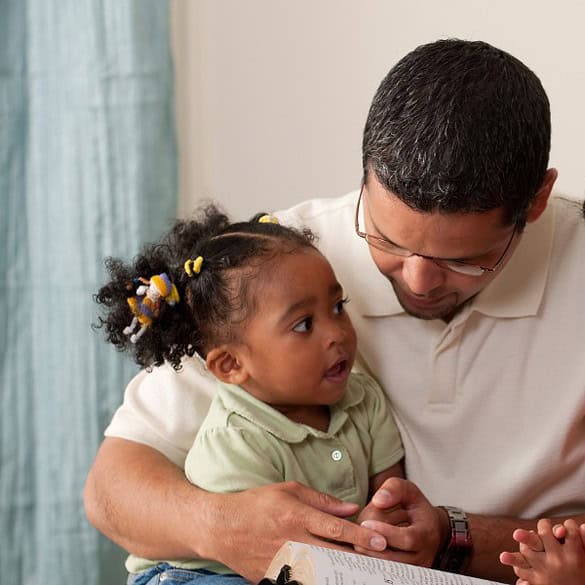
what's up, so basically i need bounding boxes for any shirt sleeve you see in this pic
[104,358,218,468]
[185,425,285,493]
[358,373,405,477]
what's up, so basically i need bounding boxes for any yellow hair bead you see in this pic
[184,256,204,277]
[258,214,279,224]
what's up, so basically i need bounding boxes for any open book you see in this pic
[263,541,506,585]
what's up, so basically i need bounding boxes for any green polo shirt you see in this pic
[126,371,403,575]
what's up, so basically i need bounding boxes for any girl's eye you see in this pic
[293,317,313,333]
[333,297,349,315]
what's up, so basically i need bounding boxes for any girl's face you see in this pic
[235,247,357,411]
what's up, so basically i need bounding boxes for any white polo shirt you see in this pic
[106,192,585,518]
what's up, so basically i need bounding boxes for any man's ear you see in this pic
[526,168,558,224]
[206,346,249,386]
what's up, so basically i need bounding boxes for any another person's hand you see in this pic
[499,518,585,585]
[356,500,409,529]
[353,477,448,568]
[203,481,389,583]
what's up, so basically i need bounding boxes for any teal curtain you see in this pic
[0,2,178,584]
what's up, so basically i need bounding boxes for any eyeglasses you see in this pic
[354,187,517,277]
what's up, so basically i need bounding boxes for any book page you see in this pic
[266,542,506,585]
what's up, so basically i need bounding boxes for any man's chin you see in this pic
[393,288,459,321]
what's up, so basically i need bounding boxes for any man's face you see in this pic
[361,174,519,321]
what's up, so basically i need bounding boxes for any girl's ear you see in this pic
[206,346,249,386]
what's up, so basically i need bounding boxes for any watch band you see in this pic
[432,506,473,574]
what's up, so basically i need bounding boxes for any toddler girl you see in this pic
[96,205,404,585]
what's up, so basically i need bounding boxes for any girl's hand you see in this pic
[500,518,585,585]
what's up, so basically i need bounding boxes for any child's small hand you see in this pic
[500,518,585,585]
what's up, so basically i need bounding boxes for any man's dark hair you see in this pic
[362,39,551,227]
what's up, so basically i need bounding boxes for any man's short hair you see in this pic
[362,39,551,227]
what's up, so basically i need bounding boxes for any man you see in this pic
[84,39,585,584]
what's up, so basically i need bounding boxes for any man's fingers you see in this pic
[281,484,387,552]
[359,508,410,527]
[356,519,419,553]
[283,482,392,551]
[301,510,387,552]
[291,482,359,517]
[370,477,419,510]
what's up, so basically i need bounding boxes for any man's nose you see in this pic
[401,254,445,295]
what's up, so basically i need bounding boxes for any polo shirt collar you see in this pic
[218,378,366,443]
[351,198,555,319]
[470,201,554,318]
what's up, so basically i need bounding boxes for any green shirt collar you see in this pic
[218,376,366,443]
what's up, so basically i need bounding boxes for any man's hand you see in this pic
[353,477,448,568]
[356,500,410,531]
[84,439,388,583]
[202,481,389,582]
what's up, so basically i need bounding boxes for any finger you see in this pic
[302,510,388,552]
[370,477,414,510]
[536,518,560,552]
[292,483,360,517]
[499,551,531,570]
[357,519,418,552]
[552,522,567,540]
[579,523,585,548]
[512,566,537,582]
[359,508,410,527]
[513,528,544,551]
[561,518,584,553]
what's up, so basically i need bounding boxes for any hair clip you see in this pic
[184,256,204,277]
[257,214,279,224]
[123,273,180,343]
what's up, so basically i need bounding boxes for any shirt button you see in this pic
[331,449,343,461]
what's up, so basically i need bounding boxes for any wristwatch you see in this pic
[432,506,473,574]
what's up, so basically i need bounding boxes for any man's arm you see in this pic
[83,437,389,582]
[352,477,585,584]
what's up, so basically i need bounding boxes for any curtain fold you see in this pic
[0,2,178,583]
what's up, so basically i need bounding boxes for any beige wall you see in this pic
[171,0,585,219]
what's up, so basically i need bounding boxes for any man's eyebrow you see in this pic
[369,215,501,262]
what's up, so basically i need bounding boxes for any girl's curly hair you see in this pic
[95,204,316,370]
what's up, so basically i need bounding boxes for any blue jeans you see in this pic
[127,563,250,585]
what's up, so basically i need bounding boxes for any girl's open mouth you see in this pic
[324,359,349,383]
